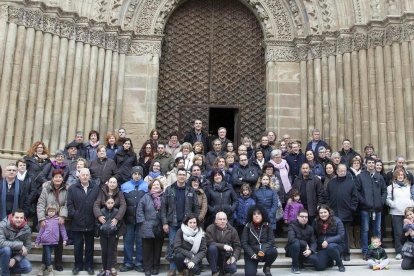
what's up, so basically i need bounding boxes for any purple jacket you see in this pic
[283,201,304,223]
[35,216,68,245]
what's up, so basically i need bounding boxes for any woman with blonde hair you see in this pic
[105,132,119,160]
[175,142,195,172]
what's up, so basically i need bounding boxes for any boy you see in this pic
[366,236,389,270]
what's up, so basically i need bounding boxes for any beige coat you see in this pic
[37,181,68,221]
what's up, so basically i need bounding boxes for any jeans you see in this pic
[72,230,95,270]
[207,244,237,274]
[288,240,318,269]
[166,225,179,270]
[0,247,32,276]
[42,245,55,266]
[174,253,201,274]
[123,223,143,267]
[244,247,278,275]
[361,210,382,254]
[391,215,404,254]
[314,243,343,271]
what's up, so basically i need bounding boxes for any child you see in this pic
[403,207,414,232]
[234,183,256,236]
[254,175,279,231]
[35,203,68,276]
[97,196,120,276]
[366,236,389,270]
[283,189,304,224]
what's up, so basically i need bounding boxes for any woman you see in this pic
[305,150,325,181]
[251,149,266,173]
[173,214,206,276]
[241,205,277,276]
[85,130,100,162]
[193,141,204,156]
[41,150,69,182]
[93,177,126,275]
[269,149,291,202]
[267,131,277,147]
[139,142,154,177]
[36,169,68,271]
[89,145,118,185]
[323,162,336,190]
[136,178,165,276]
[205,169,238,224]
[188,176,208,227]
[262,164,284,205]
[175,142,195,172]
[276,140,288,158]
[386,168,414,260]
[166,157,187,187]
[225,142,235,155]
[165,132,181,158]
[375,159,386,180]
[312,205,346,272]
[242,136,254,159]
[208,157,232,185]
[114,138,138,184]
[105,132,119,160]
[144,161,167,188]
[192,154,208,174]
[67,158,88,187]
[349,157,361,180]
[254,175,279,231]
[140,129,160,158]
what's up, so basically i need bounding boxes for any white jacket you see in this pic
[386,183,414,215]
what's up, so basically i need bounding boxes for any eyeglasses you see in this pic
[299,215,308,218]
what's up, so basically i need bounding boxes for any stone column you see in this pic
[328,55,337,149]
[300,60,308,144]
[314,58,322,130]
[77,43,91,134]
[336,54,345,144]
[401,41,414,159]
[265,60,278,132]
[25,30,43,149]
[4,25,26,150]
[108,52,119,131]
[321,56,330,143]
[384,45,397,159]
[306,59,314,131]
[343,52,353,141]
[115,53,125,129]
[14,27,35,150]
[0,5,9,83]
[0,21,17,148]
[375,46,388,161]
[93,47,105,131]
[100,49,113,135]
[351,51,362,151]
[367,47,378,149]
[85,45,98,134]
[358,49,370,150]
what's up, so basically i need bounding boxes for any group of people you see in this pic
[1,121,414,276]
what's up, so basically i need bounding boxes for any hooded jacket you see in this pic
[241,221,276,258]
[206,181,238,219]
[0,215,31,262]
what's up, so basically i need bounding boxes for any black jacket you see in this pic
[89,158,118,185]
[312,216,345,249]
[241,222,276,259]
[367,246,388,260]
[339,148,359,166]
[184,129,211,153]
[205,181,238,218]
[232,164,259,190]
[385,167,414,186]
[67,180,100,231]
[286,220,317,254]
[285,152,306,181]
[291,174,325,217]
[306,140,329,155]
[114,149,138,184]
[123,188,146,225]
[356,170,387,212]
[173,228,207,265]
[326,175,358,222]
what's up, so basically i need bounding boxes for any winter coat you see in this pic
[114,149,138,184]
[136,193,164,238]
[85,142,99,162]
[121,179,148,225]
[24,155,51,212]
[161,183,199,227]
[37,181,68,221]
[206,169,232,186]
[356,170,387,212]
[232,164,259,190]
[205,182,238,219]
[173,228,206,265]
[254,186,279,229]
[283,201,304,223]
[106,144,120,160]
[98,207,121,236]
[0,216,32,262]
[40,162,70,182]
[205,223,241,260]
[206,151,225,167]
[35,216,68,245]
[194,188,208,224]
[234,196,256,227]
[385,167,414,186]
[367,246,388,260]
[93,186,126,236]
[256,144,273,162]
[339,148,359,166]
[175,151,195,172]
[326,175,358,222]
[291,174,325,217]
[287,219,317,252]
[151,153,175,175]
[67,180,100,231]
[0,178,30,220]
[306,140,329,155]
[184,129,211,153]
[165,142,181,158]
[89,158,118,185]
[308,162,325,182]
[312,216,345,249]
[285,152,306,181]
[386,182,414,216]
[241,222,276,258]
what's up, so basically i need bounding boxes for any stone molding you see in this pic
[130,38,162,57]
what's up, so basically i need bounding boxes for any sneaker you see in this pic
[37,264,46,276]
[338,265,346,272]
[134,265,144,272]
[47,265,54,276]
[119,265,133,272]
[396,253,402,260]
[291,267,300,274]
[372,265,380,271]
[384,265,390,270]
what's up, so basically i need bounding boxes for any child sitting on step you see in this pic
[366,236,389,270]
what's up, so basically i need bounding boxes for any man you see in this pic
[0,209,32,276]
[67,168,100,275]
[206,139,225,167]
[161,168,198,276]
[0,164,28,220]
[236,145,248,161]
[326,164,358,261]
[15,160,32,218]
[65,131,86,158]
[64,141,80,172]
[286,209,318,273]
[385,156,414,186]
[151,143,175,175]
[184,119,211,154]
[117,128,127,146]
[165,132,181,157]
[217,127,232,151]
[305,129,329,156]
[206,212,241,276]
[285,142,306,182]
[190,164,210,189]
[316,147,329,167]
[231,154,259,193]
[291,163,325,223]
[120,166,148,272]
[339,139,359,166]
[256,135,272,162]
[330,152,341,167]
[356,157,387,259]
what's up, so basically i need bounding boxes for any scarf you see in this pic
[51,160,67,169]
[89,140,99,148]
[17,171,26,181]
[149,171,161,179]
[151,191,163,210]
[181,224,204,254]
[395,180,406,187]
[271,159,291,193]
[8,213,27,231]
[1,178,20,220]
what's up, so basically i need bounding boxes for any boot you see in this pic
[37,264,46,276]
[47,265,54,276]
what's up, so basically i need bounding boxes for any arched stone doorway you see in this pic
[156,0,266,142]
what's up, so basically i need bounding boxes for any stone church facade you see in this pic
[1,0,414,166]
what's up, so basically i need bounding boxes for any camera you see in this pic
[225,251,234,258]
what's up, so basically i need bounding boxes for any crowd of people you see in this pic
[1,120,414,276]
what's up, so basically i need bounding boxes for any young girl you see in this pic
[283,189,304,224]
[403,207,414,232]
[254,175,279,232]
[35,203,68,276]
[234,183,256,236]
[97,196,121,276]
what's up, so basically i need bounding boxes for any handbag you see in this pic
[401,241,414,258]
[276,205,284,222]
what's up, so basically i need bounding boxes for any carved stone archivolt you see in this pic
[130,38,162,57]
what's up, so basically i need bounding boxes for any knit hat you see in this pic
[131,166,143,176]
[55,150,65,157]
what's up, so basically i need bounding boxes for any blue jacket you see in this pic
[254,186,279,230]
[121,179,148,224]
[121,179,148,193]
[234,196,256,226]
[285,152,306,181]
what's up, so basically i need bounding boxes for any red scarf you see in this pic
[8,214,27,231]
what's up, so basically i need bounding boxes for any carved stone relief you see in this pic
[318,0,337,31]
[23,9,43,29]
[353,32,368,51]
[385,25,402,45]
[303,0,320,34]
[266,46,298,62]
[0,4,8,22]
[368,29,384,47]
[130,40,162,56]
[60,20,76,39]
[370,0,381,19]
[336,35,353,54]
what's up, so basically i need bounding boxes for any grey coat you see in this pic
[37,181,68,221]
[136,193,164,238]
[0,217,32,262]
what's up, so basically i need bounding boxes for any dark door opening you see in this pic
[208,107,240,147]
